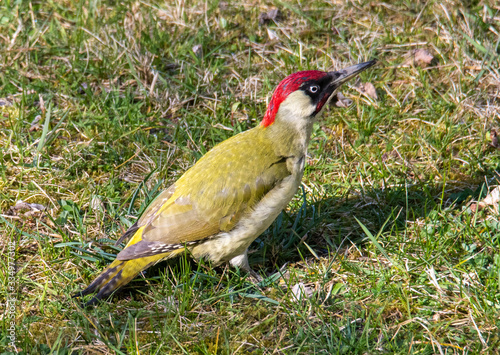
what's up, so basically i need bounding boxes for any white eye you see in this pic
[309,85,319,93]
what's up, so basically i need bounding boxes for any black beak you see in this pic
[328,60,377,87]
[311,59,377,116]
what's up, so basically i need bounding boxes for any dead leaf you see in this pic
[0,98,13,107]
[29,115,42,132]
[259,8,284,25]
[490,130,499,149]
[481,186,500,206]
[90,196,104,212]
[471,186,500,213]
[290,282,314,301]
[13,200,46,212]
[358,82,378,100]
[266,28,279,41]
[7,200,47,218]
[403,48,435,67]
[330,92,352,108]
[192,44,202,58]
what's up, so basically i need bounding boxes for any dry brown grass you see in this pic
[1,0,500,353]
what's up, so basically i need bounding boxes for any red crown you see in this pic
[261,70,328,127]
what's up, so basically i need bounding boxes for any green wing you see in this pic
[117,127,290,260]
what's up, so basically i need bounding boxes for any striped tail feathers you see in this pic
[73,225,176,306]
[73,255,165,306]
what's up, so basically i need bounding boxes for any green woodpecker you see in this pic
[75,60,376,305]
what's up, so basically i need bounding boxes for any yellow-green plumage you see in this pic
[76,125,296,304]
[75,61,376,305]
[134,126,291,245]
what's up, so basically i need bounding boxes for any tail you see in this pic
[73,225,180,306]
[73,254,165,306]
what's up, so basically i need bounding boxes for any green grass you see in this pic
[1,0,500,353]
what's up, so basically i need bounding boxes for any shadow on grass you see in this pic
[252,175,494,271]
[79,173,494,304]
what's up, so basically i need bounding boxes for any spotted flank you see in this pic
[150,240,199,254]
[117,238,201,260]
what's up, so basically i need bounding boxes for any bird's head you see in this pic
[261,60,376,128]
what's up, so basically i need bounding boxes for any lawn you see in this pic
[1,0,500,353]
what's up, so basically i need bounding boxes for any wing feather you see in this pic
[116,128,290,260]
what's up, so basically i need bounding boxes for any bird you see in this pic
[74,60,376,305]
